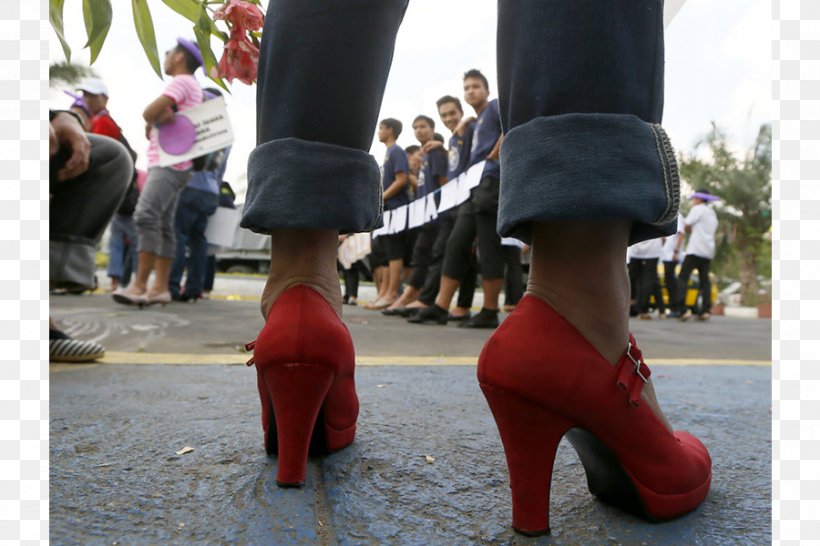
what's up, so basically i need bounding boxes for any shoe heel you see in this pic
[264,363,335,487]
[480,383,574,536]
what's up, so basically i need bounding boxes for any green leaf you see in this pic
[195,8,229,92]
[131,0,162,79]
[162,0,228,41]
[49,0,71,62]
[82,0,113,65]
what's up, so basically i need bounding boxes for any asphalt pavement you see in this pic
[49,276,772,545]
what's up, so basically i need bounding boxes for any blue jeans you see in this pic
[170,187,219,297]
[107,213,138,283]
[243,0,679,244]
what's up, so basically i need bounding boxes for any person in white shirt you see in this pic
[628,236,666,320]
[671,189,720,321]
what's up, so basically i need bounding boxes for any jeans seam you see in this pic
[649,123,680,226]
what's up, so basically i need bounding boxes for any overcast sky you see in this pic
[49,0,770,202]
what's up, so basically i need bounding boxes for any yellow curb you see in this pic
[56,352,772,367]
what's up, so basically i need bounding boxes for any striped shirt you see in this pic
[146,74,203,170]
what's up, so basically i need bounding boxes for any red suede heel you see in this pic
[478,295,712,534]
[246,285,359,487]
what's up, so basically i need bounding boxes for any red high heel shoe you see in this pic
[477,295,711,536]
[245,285,358,487]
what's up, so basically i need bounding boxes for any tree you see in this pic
[49,61,97,88]
[678,123,772,305]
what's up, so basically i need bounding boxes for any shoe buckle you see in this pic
[626,342,648,384]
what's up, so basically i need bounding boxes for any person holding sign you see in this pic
[242,1,710,535]
[113,38,204,307]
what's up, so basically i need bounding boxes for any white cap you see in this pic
[77,78,109,96]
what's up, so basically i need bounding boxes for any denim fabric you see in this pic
[496,0,679,245]
[170,187,219,297]
[248,0,678,242]
[107,213,138,280]
[243,0,409,234]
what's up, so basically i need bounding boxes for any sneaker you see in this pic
[49,329,105,363]
[407,304,449,324]
[458,308,499,329]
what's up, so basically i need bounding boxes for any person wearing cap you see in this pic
[76,78,123,141]
[113,37,204,307]
[671,189,720,321]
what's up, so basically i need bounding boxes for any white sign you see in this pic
[157,97,234,167]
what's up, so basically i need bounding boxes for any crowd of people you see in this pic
[50,37,236,362]
[337,69,721,328]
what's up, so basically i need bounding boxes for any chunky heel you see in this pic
[265,363,335,487]
[480,383,574,536]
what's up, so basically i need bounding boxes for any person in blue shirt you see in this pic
[383,115,448,315]
[365,118,409,310]
[410,69,505,329]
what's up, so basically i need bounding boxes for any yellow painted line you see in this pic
[67,352,772,367]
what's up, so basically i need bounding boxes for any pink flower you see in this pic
[217,35,259,85]
[214,0,264,36]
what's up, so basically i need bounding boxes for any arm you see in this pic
[383,172,408,200]
[454,116,476,136]
[421,140,444,154]
[143,95,176,125]
[407,172,419,191]
[486,134,504,161]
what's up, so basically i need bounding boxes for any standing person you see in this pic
[242,1,710,534]
[202,181,237,299]
[407,95,478,321]
[661,212,685,315]
[113,38,204,307]
[410,69,505,328]
[629,236,665,319]
[383,115,448,315]
[672,190,720,321]
[77,78,122,141]
[170,88,231,302]
[364,118,409,310]
[502,240,525,311]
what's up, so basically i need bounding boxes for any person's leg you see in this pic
[697,257,712,316]
[107,214,127,290]
[503,245,524,308]
[650,258,665,315]
[475,208,505,312]
[122,216,138,287]
[637,259,654,316]
[455,258,477,314]
[146,169,189,298]
[663,260,678,313]
[436,203,477,310]
[416,211,454,307]
[183,191,219,298]
[676,255,696,316]
[50,135,132,291]
[244,0,409,320]
[390,222,438,308]
[203,254,216,295]
[170,189,196,297]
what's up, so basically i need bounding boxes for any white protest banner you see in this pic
[456,172,472,206]
[372,210,391,238]
[408,199,426,229]
[437,177,458,213]
[462,160,484,192]
[664,0,687,27]
[424,193,439,223]
[389,205,408,234]
[157,97,234,167]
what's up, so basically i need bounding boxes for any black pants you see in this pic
[408,222,439,290]
[504,246,524,306]
[50,134,133,289]
[630,257,663,314]
[677,255,712,314]
[442,182,505,282]
[418,209,477,308]
[663,260,678,312]
[343,260,368,299]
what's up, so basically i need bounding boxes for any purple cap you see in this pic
[690,191,720,202]
[176,37,203,68]
[63,90,91,117]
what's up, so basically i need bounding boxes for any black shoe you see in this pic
[407,304,449,324]
[172,293,187,302]
[458,308,499,329]
[399,307,421,318]
[447,313,471,322]
[381,307,407,316]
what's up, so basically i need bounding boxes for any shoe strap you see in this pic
[616,334,652,407]
[245,340,256,366]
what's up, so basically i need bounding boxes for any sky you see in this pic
[49,0,770,203]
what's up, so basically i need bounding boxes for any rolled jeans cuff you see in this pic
[50,238,96,289]
[241,138,383,234]
[498,113,680,245]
